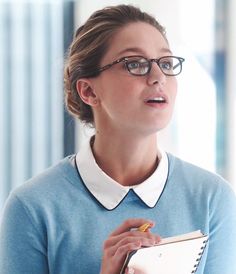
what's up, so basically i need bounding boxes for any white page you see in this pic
[126,234,208,274]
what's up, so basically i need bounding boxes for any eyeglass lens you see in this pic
[125,56,182,76]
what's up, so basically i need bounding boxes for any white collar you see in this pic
[75,139,169,210]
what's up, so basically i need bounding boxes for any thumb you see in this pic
[125,267,135,274]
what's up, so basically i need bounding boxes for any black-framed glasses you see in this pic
[98,55,185,76]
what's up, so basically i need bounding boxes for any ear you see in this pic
[76,79,99,107]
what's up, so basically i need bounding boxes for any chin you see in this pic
[129,117,172,136]
[139,124,169,137]
[149,119,171,132]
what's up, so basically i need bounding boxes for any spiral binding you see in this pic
[191,239,208,273]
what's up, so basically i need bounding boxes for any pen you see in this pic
[138,223,152,232]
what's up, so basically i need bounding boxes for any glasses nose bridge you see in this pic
[149,58,163,74]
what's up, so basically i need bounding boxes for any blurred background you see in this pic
[0,0,235,211]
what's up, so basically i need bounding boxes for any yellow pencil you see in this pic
[138,223,152,232]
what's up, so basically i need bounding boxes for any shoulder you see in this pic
[6,155,80,207]
[1,155,88,237]
[167,153,236,199]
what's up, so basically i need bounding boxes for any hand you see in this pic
[100,218,161,274]
[125,266,146,274]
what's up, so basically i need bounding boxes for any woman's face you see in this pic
[91,22,178,136]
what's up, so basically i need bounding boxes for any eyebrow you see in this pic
[116,47,173,57]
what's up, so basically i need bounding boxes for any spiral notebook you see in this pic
[121,230,208,274]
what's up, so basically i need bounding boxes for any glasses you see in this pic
[98,55,185,76]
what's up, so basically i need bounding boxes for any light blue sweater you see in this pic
[0,154,236,274]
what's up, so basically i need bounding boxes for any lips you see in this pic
[144,93,168,104]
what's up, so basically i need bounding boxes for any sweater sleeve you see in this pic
[203,180,236,274]
[0,193,49,274]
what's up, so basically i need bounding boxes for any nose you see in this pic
[146,61,166,86]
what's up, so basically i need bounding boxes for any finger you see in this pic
[105,230,160,250]
[110,218,155,237]
[109,240,141,259]
[113,241,141,262]
[107,234,160,258]
[126,267,135,274]
[118,235,158,247]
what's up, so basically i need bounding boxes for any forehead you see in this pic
[103,22,170,62]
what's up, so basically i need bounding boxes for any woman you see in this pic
[0,5,236,274]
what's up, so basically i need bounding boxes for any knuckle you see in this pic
[120,236,136,245]
[117,242,135,254]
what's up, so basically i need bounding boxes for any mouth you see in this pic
[145,96,167,104]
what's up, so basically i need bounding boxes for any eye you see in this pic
[126,58,149,75]
[127,60,140,70]
[159,59,173,71]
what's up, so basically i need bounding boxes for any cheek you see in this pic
[100,77,136,104]
[169,78,178,101]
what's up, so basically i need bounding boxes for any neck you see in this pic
[91,132,160,186]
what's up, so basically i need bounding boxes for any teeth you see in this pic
[154,97,165,101]
[147,97,166,103]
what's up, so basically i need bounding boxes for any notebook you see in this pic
[121,230,208,274]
